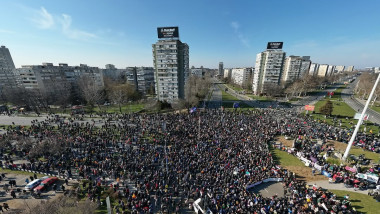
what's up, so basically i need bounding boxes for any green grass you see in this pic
[221,89,239,101]
[314,99,356,117]
[247,95,273,102]
[0,168,45,177]
[326,157,343,165]
[271,149,305,167]
[226,84,245,92]
[348,148,380,163]
[370,105,380,113]
[330,190,380,214]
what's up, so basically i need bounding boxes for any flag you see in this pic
[233,102,240,108]
[190,107,197,113]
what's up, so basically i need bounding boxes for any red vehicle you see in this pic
[34,177,58,192]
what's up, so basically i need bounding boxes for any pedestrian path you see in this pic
[308,180,369,195]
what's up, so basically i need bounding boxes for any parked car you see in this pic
[34,177,59,192]
[24,176,50,191]
[25,179,42,191]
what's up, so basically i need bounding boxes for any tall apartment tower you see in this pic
[252,42,286,95]
[282,56,302,85]
[218,62,224,76]
[153,27,189,103]
[0,46,17,94]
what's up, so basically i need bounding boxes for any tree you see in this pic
[108,83,135,113]
[77,75,104,112]
[320,100,333,116]
[184,75,212,107]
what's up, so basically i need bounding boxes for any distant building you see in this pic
[126,67,155,94]
[152,27,189,103]
[308,63,319,76]
[0,45,17,95]
[345,66,354,72]
[335,65,345,73]
[223,68,232,79]
[282,56,302,84]
[375,67,380,73]
[252,49,286,94]
[299,56,311,77]
[326,65,334,76]
[231,68,253,88]
[317,64,329,77]
[218,62,224,76]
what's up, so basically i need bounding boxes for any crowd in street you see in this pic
[1,108,378,213]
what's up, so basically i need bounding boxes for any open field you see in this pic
[271,149,326,182]
[330,190,380,214]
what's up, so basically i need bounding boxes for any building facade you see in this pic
[308,63,319,76]
[152,38,189,103]
[126,67,155,94]
[299,56,311,77]
[231,68,253,88]
[218,62,224,77]
[224,68,232,79]
[0,46,17,95]
[282,56,302,85]
[252,49,286,95]
[317,64,329,77]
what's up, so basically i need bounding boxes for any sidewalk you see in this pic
[308,180,369,195]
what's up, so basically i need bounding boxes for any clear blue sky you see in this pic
[1,0,379,69]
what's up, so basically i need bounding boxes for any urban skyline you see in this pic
[1,0,380,69]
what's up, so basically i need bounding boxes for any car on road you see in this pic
[24,176,50,191]
[34,177,59,192]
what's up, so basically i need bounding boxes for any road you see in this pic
[342,78,380,124]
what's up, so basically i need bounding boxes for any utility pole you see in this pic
[343,73,380,160]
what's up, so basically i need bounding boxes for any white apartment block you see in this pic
[152,39,189,103]
[308,63,319,76]
[282,56,302,84]
[252,50,285,95]
[375,67,380,73]
[345,66,354,72]
[231,68,252,88]
[335,65,345,73]
[224,69,232,79]
[326,65,334,76]
[126,67,155,94]
[317,64,329,77]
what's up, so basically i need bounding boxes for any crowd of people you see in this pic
[1,108,378,213]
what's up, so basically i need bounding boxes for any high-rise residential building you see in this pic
[0,45,17,94]
[231,68,253,88]
[317,64,329,77]
[252,43,286,95]
[335,65,345,73]
[282,56,302,84]
[326,65,334,76]
[299,56,311,77]
[126,67,155,94]
[223,68,232,79]
[345,66,354,72]
[152,27,189,103]
[308,63,319,76]
[375,67,380,73]
[218,62,224,77]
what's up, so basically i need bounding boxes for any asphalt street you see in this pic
[342,78,380,124]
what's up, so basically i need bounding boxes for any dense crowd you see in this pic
[1,108,378,213]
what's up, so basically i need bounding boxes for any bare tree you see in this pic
[108,83,135,113]
[77,75,104,112]
[184,75,212,107]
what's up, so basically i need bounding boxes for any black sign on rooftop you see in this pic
[157,27,179,39]
[267,42,283,50]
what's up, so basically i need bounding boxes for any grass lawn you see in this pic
[330,190,380,214]
[270,148,326,181]
[314,99,356,117]
[221,88,239,101]
[370,105,380,113]
[226,84,245,92]
[271,149,305,167]
[247,95,273,102]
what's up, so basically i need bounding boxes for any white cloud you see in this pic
[60,14,97,40]
[230,21,250,48]
[32,7,54,29]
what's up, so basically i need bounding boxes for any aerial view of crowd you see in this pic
[0,108,379,213]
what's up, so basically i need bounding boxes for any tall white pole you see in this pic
[343,73,380,160]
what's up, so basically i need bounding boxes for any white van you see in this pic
[25,179,42,191]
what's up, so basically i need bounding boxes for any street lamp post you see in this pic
[343,73,380,160]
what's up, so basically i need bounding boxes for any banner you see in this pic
[246,178,283,189]
[304,105,315,111]
[366,173,379,183]
[157,27,179,38]
[345,166,357,173]
[314,163,323,171]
